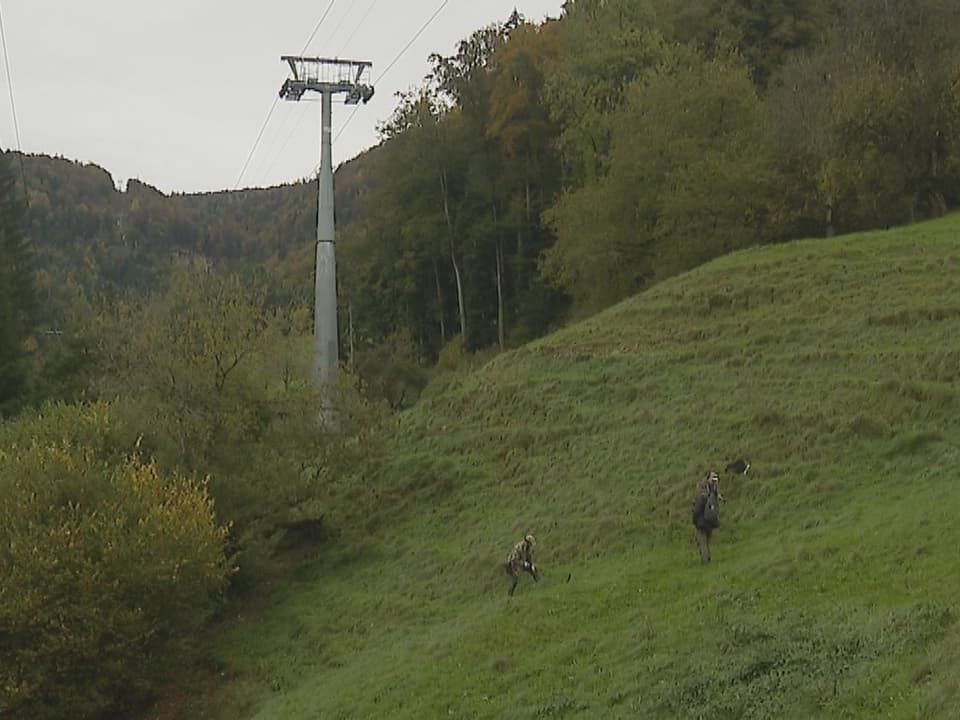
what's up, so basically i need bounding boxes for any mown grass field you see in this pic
[161,215,960,719]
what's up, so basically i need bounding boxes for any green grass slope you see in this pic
[187,216,960,719]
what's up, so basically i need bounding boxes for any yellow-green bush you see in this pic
[436,335,467,372]
[0,432,229,719]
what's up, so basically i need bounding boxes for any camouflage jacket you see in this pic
[507,535,535,570]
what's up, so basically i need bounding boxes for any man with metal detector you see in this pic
[505,534,540,596]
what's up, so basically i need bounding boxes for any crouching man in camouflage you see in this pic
[505,534,540,596]
[692,471,724,563]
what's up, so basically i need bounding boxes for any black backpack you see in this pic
[701,486,720,529]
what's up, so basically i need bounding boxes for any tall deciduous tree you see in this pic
[662,0,829,87]
[486,19,566,344]
[374,88,471,351]
[95,264,277,467]
[766,0,960,235]
[542,0,660,188]
[430,18,517,350]
[543,47,772,313]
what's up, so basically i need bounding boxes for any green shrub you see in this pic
[436,335,467,372]
[353,333,430,410]
[0,435,229,720]
[0,400,129,459]
[85,271,387,581]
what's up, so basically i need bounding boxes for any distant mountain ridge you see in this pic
[11,147,378,295]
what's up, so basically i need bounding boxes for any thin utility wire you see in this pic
[250,94,299,181]
[234,0,339,189]
[250,0,449,183]
[300,0,338,55]
[263,87,353,185]
[0,0,27,200]
[336,0,381,56]
[334,0,451,144]
[234,96,279,190]
[314,3,357,55]
[261,103,311,186]
[376,0,450,84]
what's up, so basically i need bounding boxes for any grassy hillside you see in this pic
[161,215,960,719]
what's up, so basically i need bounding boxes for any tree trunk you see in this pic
[439,166,467,345]
[347,303,355,371]
[432,257,447,344]
[492,200,505,350]
[496,236,505,350]
[525,150,533,221]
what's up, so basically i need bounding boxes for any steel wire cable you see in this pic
[234,0,339,189]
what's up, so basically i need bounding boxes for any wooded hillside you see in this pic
[3,2,960,717]
[14,0,960,372]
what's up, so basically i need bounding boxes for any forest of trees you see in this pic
[345,0,960,360]
[9,0,960,390]
[2,1,960,717]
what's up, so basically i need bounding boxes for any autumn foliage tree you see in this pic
[764,0,960,236]
[543,44,772,311]
[0,403,229,720]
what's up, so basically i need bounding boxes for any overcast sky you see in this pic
[0,0,564,194]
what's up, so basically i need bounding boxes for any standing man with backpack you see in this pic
[692,471,723,563]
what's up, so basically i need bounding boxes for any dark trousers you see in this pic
[695,526,712,563]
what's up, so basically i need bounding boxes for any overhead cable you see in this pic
[300,0,338,55]
[235,0,339,189]
[336,0,382,56]
[234,96,279,190]
[334,0,450,144]
[0,0,27,199]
